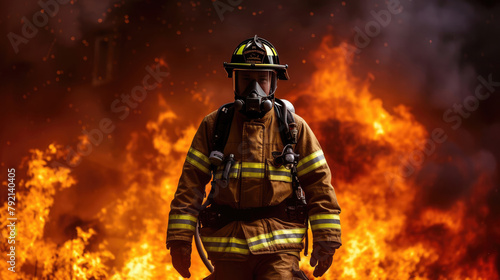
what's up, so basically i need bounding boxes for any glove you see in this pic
[309,241,340,277]
[167,240,192,278]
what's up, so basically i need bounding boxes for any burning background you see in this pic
[1,0,499,279]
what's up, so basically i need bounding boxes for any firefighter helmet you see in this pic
[223,35,289,81]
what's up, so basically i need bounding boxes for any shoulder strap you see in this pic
[274,98,298,145]
[212,103,235,156]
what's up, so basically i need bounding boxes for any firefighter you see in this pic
[166,35,342,279]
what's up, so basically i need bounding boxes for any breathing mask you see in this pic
[233,70,277,119]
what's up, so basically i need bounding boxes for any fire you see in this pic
[289,36,498,279]
[1,36,497,279]
[0,144,112,279]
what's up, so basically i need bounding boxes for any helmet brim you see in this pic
[223,62,289,80]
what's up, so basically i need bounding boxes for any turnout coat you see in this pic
[167,106,342,261]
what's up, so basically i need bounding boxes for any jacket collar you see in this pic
[234,104,275,126]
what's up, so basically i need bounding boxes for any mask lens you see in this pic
[233,70,277,96]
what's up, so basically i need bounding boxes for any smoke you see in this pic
[364,0,478,107]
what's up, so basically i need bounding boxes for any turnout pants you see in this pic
[203,252,308,280]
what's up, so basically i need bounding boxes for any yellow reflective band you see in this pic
[249,238,303,251]
[309,214,340,221]
[169,214,197,222]
[248,232,272,243]
[271,47,277,56]
[241,172,264,178]
[247,228,306,251]
[264,45,274,56]
[241,162,265,178]
[268,164,292,182]
[268,165,288,171]
[297,159,326,177]
[201,236,247,245]
[188,147,210,165]
[168,224,195,231]
[186,156,210,175]
[202,236,250,255]
[214,163,241,179]
[311,223,341,230]
[297,150,324,168]
[242,162,265,168]
[236,44,247,55]
[231,163,242,177]
[204,246,249,255]
[309,214,341,231]
[268,175,292,182]
[247,228,306,243]
[186,147,211,175]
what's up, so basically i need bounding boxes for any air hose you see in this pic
[195,202,214,273]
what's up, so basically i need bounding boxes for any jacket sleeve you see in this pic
[166,114,214,243]
[294,115,342,245]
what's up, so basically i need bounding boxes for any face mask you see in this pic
[234,80,273,119]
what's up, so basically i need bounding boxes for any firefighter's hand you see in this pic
[310,241,340,277]
[167,240,192,278]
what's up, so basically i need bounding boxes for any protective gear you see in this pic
[208,99,297,174]
[233,69,277,96]
[234,79,274,119]
[167,240,192,278]
[281,98,295,113]
[223,35,289,82]
[166,106,342,263]
[203,253,308,280]
[225,35,288,119]
[167,37,341,279]
[272,143,300,170]
[309,241,341,277]
[199,199,305,229]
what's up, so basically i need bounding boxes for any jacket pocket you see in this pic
[213,161,241,208]
[264,159,293,206]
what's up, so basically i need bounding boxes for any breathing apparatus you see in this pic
[233,71,276,119]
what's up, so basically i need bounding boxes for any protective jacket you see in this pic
[167,106,342,262]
